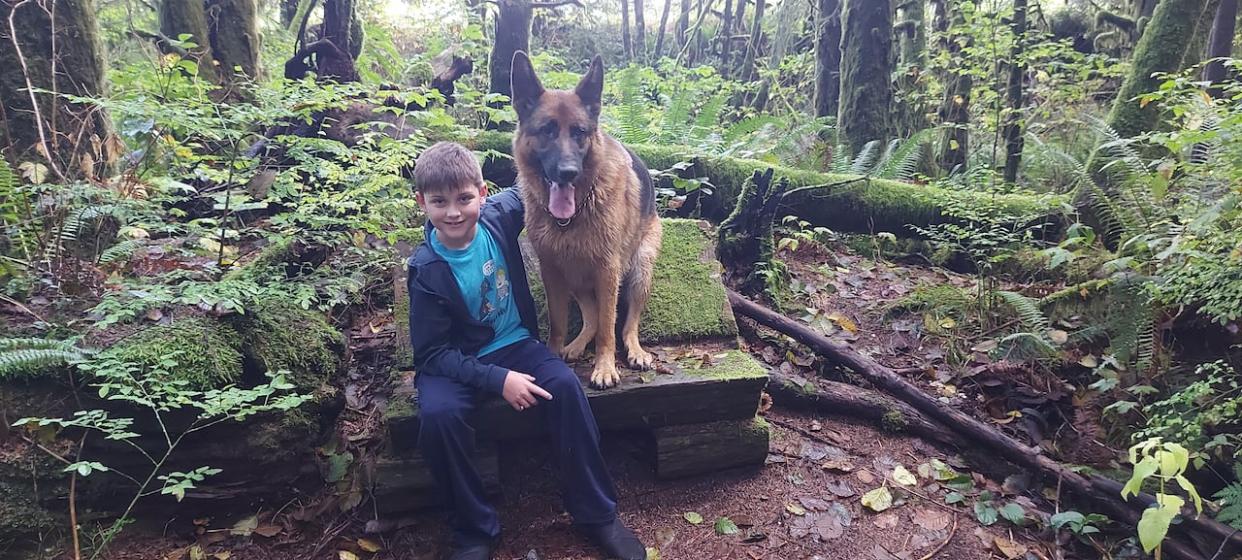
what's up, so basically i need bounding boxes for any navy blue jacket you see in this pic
[406,188,540,394]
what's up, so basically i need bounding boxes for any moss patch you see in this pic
[231,296,344,389]
[642,220,737,342]
[106,317,245,389]
[679,348,768,381]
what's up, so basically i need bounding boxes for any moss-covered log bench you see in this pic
[375,220,770,513]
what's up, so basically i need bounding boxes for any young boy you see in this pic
[407,142,647,560]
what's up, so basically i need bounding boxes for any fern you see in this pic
[1212,464,1242,530]
[615,67,653,144]
[998,291,1051,333]
[873,130,933,181]
[690,93,726,145]
[829,143,853,174]
[849,140,881,174]
[0,337,89,380]
[99,238,144,267]
[655,89,694,145]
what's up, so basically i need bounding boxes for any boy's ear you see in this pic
[510,51,544,122]
[414,191,426,207]
[574,55,604,121]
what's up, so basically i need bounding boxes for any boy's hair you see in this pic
[412,142,485,195]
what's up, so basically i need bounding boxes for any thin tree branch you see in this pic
[6,0,67,182]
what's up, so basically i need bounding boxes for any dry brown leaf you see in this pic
[856,470,876,484]
[993,537,1028,559]
[357,538,382,552]
[254,524,282,538]
[911,508,950,531]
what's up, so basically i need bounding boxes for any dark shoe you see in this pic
[579,518,646,560]
[447,540,493,560]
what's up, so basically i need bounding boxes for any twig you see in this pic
[0,293,46,323]
[780,176,871,200]
[917,515,958,560]
[69,432,87,560]
[1209,529,1240,560]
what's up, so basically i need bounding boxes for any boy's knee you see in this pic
[541,365,585,400]
[419,399,468,431]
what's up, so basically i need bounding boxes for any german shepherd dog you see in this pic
[510,51,662,389]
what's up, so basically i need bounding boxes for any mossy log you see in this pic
[652,416,769,479]
[453,131,1066,236]
[716,168,788,293]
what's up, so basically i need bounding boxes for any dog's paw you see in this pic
[563,339,589,361]
[589,362,621,389]
[626,347,654,370]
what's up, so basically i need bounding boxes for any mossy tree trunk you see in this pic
[622,0,633,61]
[1202,0,1237,95]
[0,0,116,180]
[654,0,673,59]
[894,0,927,137]
[160,0,219,83]
[717,168,787,294]
[634,0,647,61]
[490,0,532,99]
[1179,0,1222,69]
[320,0,361,81]
[837,0,895,153]
[738,0,765,82]
[719,0,734,77]
[813,0,841,118]
[936,0,971,174]
[1105,0,1211,139]
[676,0,690,48]
[208,0,262,85]
[1002,0,1027,184]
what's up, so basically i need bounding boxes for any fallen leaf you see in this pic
[655,527,676,548]
[892,466,917,486]
[714,517,739,535]
[993,536,1028,559]
[338,552,359,560]
[822,458,855,473]
[810,420,823,432]
[357,538,382,552]
[799,496,832,511]
[1047,329,1069,345]
[163,547,189,560]
[229,515,258,537]
[825,312,859,333]
[871,543,904,560]
[871,512,900,529]
[911,508,950,531]
[1078,354,1098,368]
[856,470,876,484]
[683,511,703,525]
[786,502,807,516]
[212,553,231,560]
[861,487,893,512]
[189,546,205,560]
[254,524,282,538]
[826,479,856,498]
[646,547,661,560]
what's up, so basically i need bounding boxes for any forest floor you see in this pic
[86,239,1101,560]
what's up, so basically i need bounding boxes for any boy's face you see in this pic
[416,181,488,249]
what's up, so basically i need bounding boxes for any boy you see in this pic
[407,142,647,560]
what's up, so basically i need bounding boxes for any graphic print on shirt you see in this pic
[476,258,508,323]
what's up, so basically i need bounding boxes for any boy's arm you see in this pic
[408,266,509,394]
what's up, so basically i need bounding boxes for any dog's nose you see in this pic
[556,165,579,183]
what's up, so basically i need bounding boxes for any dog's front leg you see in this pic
[589,265,622,389]
[542,262,572,358]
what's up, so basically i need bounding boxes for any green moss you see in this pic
[642,220,737,342]
[887,284,975,317]
[0,447,66,547]
[881,408,908,432]
[995,246,1110,284]
[231,296,344,390]
[1105,0,1208,138]
[838,0,896,151]
[107,318,245,389]
[680,349,768,380]
[241,405,323,465]
[384,394,416,421]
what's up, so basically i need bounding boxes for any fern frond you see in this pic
[874,130,932,181]
[850,140,881,174]
[829,143,853,174]
[0,338,88,380]
[0,159,16,194]
[690,93,726,144]
[99,239,144,266]
[615,67,653,145]
[1214,469,1242,530]
[655,89,694,144]
[998,291,1051,333]
[997,332,1058,361]
[0,337,77,351]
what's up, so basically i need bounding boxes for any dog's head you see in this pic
[510,51,604,221]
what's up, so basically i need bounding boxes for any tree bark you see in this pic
[812,0,841,118]
[894,0,927,137]
[207,0,262,85]
[621,0,633,61]
[1106,0,1211,138]
[490,0,533,98]
[318,0,360,81]
[1,0,116,179]
[159,0,219,83]
[1202,0,1237,95]
[738,0,764,81]
[676,0,690,49]
[719,0,734,77]
[654,0,672,59]
[728,289,1242,560]
[716,168,786,293]
[837,0,894,153]
[280,0,299,27]
[1002,0,1026,184]
[634,0,646,61]
[936,0,971,174]
[734,0,746,35]
[1179,0,1222,70]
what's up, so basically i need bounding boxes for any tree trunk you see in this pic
[654,0,672,59]
[716,168,787,293]
[812,0,841,118]
[894,0,927,137]
[719,0,734,77]
[1106,0,1211,138]
[676,0,690,49]
[621,0,633,61]
[895,0,925,67]
[837,0,894,153]
[208,0,261,84]
[634,0,646,61]
[318,0,360,81]
[160,0,219,83]
[936,0,971,174]
[1179,0,1222,69]
[1,0,116,180]
[1001,0,1026,184]
[280,0,299,27]
[738,0,764,82]
[734,0,746,35]
[489,0,532,99]
[1202,0,1237,95]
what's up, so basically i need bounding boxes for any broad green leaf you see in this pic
[1137,501,1179,552]
[892,465,917,486]
[1173,475,1202,513]
[1049,511,1084,529]
[1122,457,1159,499]
[683,511,703,525]
[974,502,998,526]
[861,487,893,512]
[998,503,1026,525]
[714,517,738,535]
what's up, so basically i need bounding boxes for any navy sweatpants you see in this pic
[415,338,618,545]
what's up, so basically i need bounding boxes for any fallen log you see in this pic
[444,131,1066,236]
[728,289,1238,560]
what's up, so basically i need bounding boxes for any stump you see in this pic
[653,417,770,479]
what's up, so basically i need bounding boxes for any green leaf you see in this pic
[944,492,966,505]
[861,487,893,512]
[1137,499,1181,552]
[683,511,703,525]
[1122,456,1159,499]
[998,503,1026,525]
[1174,475,1202,514]
[974,502,999,526]
[714,517,739,535]
[1050,511,1085,529]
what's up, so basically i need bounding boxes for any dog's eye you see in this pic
[542,123,558,137]
[571,126,588,138]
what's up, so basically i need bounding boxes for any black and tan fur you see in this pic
[510,51,662,389]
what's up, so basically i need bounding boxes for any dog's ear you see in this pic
[574,55,604,120]
[510,51,544,121]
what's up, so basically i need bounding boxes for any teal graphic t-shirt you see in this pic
[430,224,532,357]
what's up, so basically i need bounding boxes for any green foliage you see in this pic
[1213,464,1242,530]
[0,337,91,380]
[1135,361,1242,460]
[1122,438,1203,554]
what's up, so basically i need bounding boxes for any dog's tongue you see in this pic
[548,182,576,220]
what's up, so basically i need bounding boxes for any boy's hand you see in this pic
[502,371,552,411]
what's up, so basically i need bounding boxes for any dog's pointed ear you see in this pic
[510,51,544,121]
[574,55,604,120]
